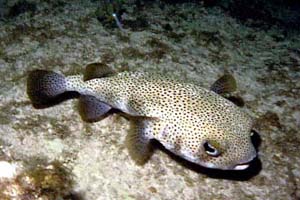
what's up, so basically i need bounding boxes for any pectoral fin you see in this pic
[78,95,111,122]
[210,74,237,95]
[211,74,245,107]
[125,120,155,165]
[226,95,245,107]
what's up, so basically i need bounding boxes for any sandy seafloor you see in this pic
[0,0,300,199]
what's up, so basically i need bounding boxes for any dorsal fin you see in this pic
[83,62,116,81]
[210,74,237,95]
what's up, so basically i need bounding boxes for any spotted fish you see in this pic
[27,63,256,170]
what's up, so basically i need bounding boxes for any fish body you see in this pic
[27,66,256,170]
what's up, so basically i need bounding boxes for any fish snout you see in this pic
[233,147,257,170]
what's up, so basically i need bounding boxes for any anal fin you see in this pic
[78,95,111,122]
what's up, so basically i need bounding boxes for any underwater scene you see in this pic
[0,0,299,199]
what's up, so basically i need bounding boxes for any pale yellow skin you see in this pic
[65,71,256,170]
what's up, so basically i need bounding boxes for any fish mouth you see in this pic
[233,154,257,170]
[233,163,250,170]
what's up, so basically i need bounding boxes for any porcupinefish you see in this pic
[27,63,256,170]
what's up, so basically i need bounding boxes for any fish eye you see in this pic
[203,141,220,157]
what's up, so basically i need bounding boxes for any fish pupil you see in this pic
[203,141,220,157]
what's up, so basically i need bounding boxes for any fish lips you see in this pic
[232,153,257,170]
[233,163,250,170]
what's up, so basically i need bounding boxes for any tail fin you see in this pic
[27,70,68,107]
